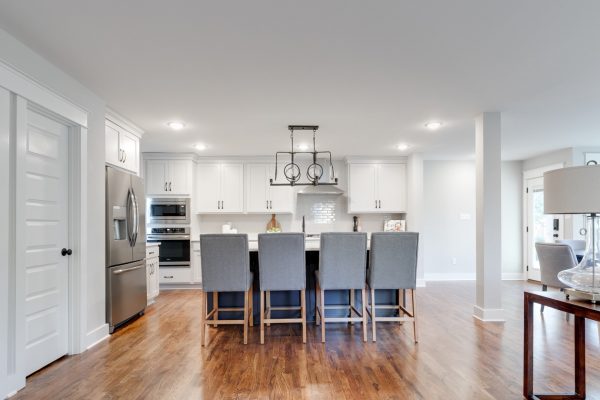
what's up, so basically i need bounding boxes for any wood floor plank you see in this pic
[12,281,600,399]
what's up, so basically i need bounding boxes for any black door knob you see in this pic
[61,248,72,256]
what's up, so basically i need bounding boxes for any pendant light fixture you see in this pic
[270,125,338,187]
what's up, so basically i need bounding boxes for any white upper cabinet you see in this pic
[348,161,406,213]
[376,163,406,212]
[246,164,293,213]
[145,159,193,196]
[105,117,142,175]
[196,163,244,213]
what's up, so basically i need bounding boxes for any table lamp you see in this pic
[544,164,600,302]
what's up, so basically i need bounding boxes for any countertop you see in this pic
[147,242,160,247]
[190,233,372,251]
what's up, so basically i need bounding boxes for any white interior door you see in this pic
[21,107,69,376]
[526,176,563,281]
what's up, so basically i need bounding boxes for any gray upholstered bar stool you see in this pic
[258,233,306,344]
[200,234,253,346]
[367,232,419,343]
[315,232,368,343]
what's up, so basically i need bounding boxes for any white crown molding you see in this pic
[142,152,196,161]
[106,107,144,137]
[345,156,408,164]
[0,58,88,127]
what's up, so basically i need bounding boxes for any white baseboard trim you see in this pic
[473,305,505,322]
[416,279,426,288]
[424,272,525,281]
[425,273,475,281]
[159,284,202,290]
[85,323,109,350]
[502,272,525,280]
[5,390,18,398]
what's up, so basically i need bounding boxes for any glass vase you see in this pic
[558,215,600,293]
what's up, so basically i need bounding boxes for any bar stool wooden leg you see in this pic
[301,289,307,344]
[321,288,326,343]
[349,289,355,322]
[243,289,249,345]
[315,280,321,326]
[411,289,418,343]
[213,292,219,327]
[399,289,405,323]
[361,288,367,342]
[249,284,254,327]
[266,291,271,327]
[200,290,207,347]
[371,288,376,342]
[260,290,265,344]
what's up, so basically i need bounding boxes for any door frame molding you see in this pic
[521,163,564,281]
[1,59,88,396]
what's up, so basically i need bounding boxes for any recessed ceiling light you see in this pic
[397,143,409,151]
[194,143,206,151]
[425,121,442,130]
[298,143,309,151]
[167,121,185,130]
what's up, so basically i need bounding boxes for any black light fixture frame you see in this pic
[270,125,339,187]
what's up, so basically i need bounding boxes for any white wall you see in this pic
[423,160,523,280]
[0,27,107,396]
[423,161,476,279]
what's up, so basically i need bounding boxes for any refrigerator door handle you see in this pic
[130,188,139,247]
[126,188,134,246]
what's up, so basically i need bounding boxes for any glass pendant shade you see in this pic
[557,215,600,293]
[544,165,600,294]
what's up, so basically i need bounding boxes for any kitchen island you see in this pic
[205,233,400,323]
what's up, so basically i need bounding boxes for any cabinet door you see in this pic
[119,130,139,174]
[268,164,294,213]
[348,164,377,212]
[105,123,121,166]
[145,160,169,195]
[246,164,269,212]
[146,260,152,302]
[152,259,160,298]
[196,164,221,212]
[168,160,192,195]
[377,164,406,212]
[220,164,244,212]
[191,242,202,284]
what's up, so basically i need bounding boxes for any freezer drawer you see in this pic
[107,260,147,333]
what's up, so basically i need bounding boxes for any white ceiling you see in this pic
[1,0,600,160]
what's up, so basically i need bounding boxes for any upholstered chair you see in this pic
[315,232,368,343]
[258,233,306,344]
[367,232,419,343]
[200,234,253,346]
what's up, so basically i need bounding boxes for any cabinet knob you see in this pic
[61,248,72,256]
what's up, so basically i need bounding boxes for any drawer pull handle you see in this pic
[164,275,174,279]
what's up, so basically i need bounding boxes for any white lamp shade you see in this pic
[544,165,600,214]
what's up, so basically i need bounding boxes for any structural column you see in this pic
[474,112,504,321]
[407,153,425,287]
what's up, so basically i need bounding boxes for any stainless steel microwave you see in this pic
[147,198,190,225]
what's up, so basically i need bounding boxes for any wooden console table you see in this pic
[524,290,599,399]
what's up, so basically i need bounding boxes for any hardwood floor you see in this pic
[13,281,600,399]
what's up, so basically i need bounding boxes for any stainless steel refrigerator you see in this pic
[106,166,147,333]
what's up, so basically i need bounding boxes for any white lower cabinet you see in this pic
[191,241,202,285]
[146,245,160,304]
[159,267,192,284]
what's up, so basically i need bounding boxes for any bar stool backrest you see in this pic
[369,232,419,290]
[319,232,367,290]
[258,233,306,291]
[200,234,250,292]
